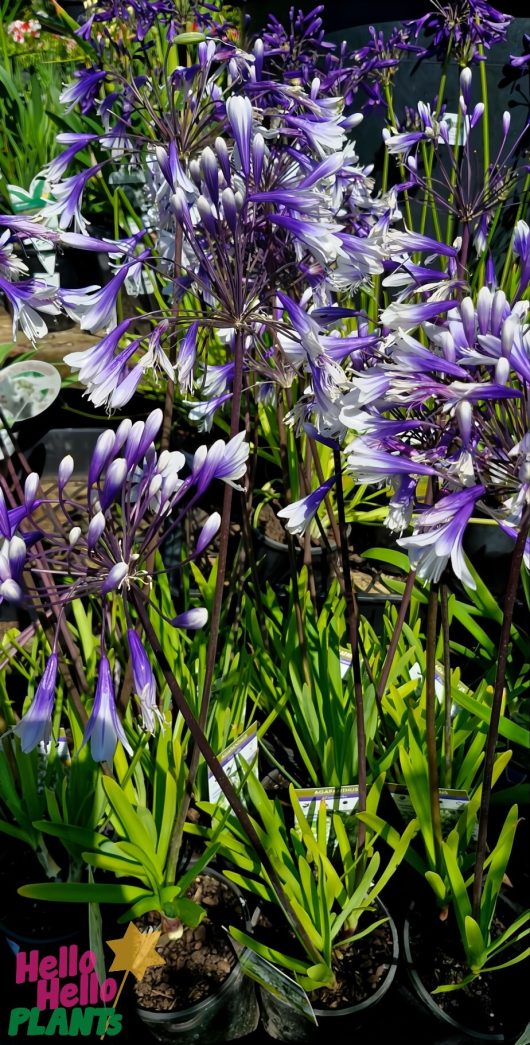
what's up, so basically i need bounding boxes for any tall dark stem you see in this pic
[277,392,312,689]
[376,570,416,702]
[333,449,366,848]
[472,505,530,919]
[133,591,323,965]
[440,584,452,788]
[161,224,183,452]
[426,585,443,868]
[456,221,470,285]
[165,330,245,883]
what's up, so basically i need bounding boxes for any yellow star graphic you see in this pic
[106,922,166,982]
[100,924,166,1039]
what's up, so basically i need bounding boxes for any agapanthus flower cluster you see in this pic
[352,25,422,112]
[340,229,530,587]
[27,6,398,426]
[5,409,248,761]
[383,66,529,268]
[408,0,512,63]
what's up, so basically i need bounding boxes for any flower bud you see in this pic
[221,188,238,233]
[8,535,26,574]
[87,511,106,551]
[188,159,202,188]
[88,430,115,488]
[100,458,128,511]
[491,290,506,336]
[195,512,221,555]
[476,287,491,335]
[171,607,208,630]
[460,297,476,345]
[101,561,128,595]
[113,418,132,453]
[460,67,472,105]
[171,188,190,225]
[197,195,217,235]
[68,526,82,547]
[251,134,265,187]
[215,137,231,183]
[501,317,515,357]
[253,37,264,79]
[456,401,473,448]
[135,409,163,466]
[58,455,74,491]
[200,146,219,205]
[0,578,21,602]
[495,356,510,386]
[470,103,484,129]
[24,473,40,507]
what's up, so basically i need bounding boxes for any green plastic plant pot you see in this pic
[259,901,399,1043]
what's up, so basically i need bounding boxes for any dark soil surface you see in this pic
[311,922,394,1010]
[134,873,245,1013]
[256,907,395,1012]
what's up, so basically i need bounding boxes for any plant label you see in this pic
[208,724,258,808]
[238,949,317,1025]
[442,113,467,146]
[294,785,359,841]
[388,784,475,837]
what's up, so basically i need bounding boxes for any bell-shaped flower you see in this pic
[83,656,132,763]
[15,653,58,753]
[278,478,336,536]
[127,630,162,733]
[398,485,485,588]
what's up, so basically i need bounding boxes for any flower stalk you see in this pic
[165,329,245,883]
[472,504,530,919]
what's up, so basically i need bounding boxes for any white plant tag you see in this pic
[208,724,258,808]
[294,785,359,841]
[238,949,317,1025]
[388,784,475,837]
[442,112,466,146]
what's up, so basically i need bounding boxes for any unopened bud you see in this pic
[501,317,515,357]
[68,526,82,547]
[495,356,510,385]
[58,455,74,490]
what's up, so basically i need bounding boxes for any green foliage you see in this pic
[195,775,417,990]
[432,806,530,992]
[0,628,103,878]
[19,723,217,923]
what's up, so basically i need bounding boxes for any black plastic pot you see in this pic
[253,530,336,602]
[135,868,259,1044]
[259,902,399,1043]
[0,843,84,956]
[403,901,528,1042]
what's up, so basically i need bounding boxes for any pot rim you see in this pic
[261,898,399,1021]
[135,864,253,1024]
[403,902,507,1042]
